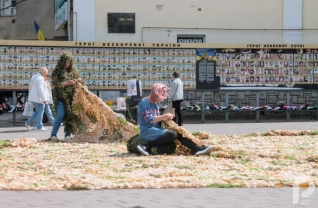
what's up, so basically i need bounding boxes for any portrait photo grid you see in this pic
[216,48,318,86]
[0,46,197,90]
[1,45,318,90]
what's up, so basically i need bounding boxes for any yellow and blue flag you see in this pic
[33,21,46,41]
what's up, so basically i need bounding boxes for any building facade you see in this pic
[72,0,318,111]
[1,0,318,116]
[0,0,67,40]
[73,0,318,44]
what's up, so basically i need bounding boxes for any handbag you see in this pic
[22,101,34,116]
[23,74,37,117]
[163,101,175,117]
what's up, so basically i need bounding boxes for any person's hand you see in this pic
[77,78,82,84]
[68,80,76,85]
[43,101,47,104]
[164,113,174,120]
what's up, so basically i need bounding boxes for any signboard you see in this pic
[127,79,143,97]
[55,0,66,12]
[108,13,135,33]
[55,1,67,30]
[177,37,204,43]
[195,49,220,90]
[127,80,138,97]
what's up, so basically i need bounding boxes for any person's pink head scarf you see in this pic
[149,83,168,103]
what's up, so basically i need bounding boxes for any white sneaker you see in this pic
[38,127,48,131]
[8,106,16,113]
[195,146,215,156]
[46,136,59,141]
[25,123,31,130]
[64,136,71,140]
[32,127,37,130]
[137,145,150,156]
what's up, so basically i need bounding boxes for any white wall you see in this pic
[73,0,318,44]
[303,0,318,43]
[73,0,95,41]
[283,0,302,43]
[94,0,285,43]
[142,28,284,44]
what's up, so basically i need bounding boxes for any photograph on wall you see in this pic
[127,79,138,97]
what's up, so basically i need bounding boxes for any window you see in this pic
[1,0,16,16]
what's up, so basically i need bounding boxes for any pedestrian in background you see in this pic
[168,71,184,126]
[25,67,54,131]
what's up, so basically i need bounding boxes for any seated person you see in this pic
[136,83,215,156]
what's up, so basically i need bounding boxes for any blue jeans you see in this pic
[31,104,55,126]
[44,104,55,124]
[51,100,69,137]
[26,102,45,130]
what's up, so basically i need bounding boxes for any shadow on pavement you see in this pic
[1,129,30,133]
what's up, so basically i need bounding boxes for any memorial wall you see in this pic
[0,40,317,92]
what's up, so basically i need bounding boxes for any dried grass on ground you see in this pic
[0,130,317,190]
